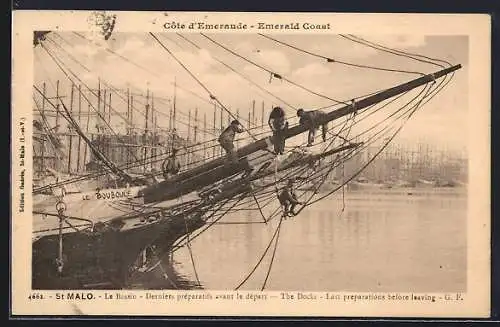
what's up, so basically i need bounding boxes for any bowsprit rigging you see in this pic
[31,31,461,290]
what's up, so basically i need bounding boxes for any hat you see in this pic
[231,119,240,125]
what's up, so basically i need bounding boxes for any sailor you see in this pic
[218,120,244,164]
[297,108,329,146]
[268,106,288,155]
[278,178,301,217]
[162,148,181,179]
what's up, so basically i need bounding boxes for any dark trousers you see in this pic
[220,140,238,163]
[308,124,328,145]
[273,130,286,154]
[279,197,299,215]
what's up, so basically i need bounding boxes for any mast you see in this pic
[83,102,90,170]
[142,64,462,203]
[41,82,46,171]
[55,80,60,130]
[34,86,133,183]
[212,105,216,158]
[261,101,265,128]
[252,100,255,127]
[203,112,207,161]
[76,84,82,172]
[67,83,74,173]
[173,77,177,130]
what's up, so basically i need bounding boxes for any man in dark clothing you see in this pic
[297,108,329,146]
[218,120,244,164]
[278,179,301,217]
[162,148,181,179]
[268,106,288,155]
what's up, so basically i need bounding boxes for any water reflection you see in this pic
[173,189,467,292]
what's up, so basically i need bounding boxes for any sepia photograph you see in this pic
[31,29,468,291]
[11,11,490,317]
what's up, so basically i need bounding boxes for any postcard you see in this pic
[11,11,491,317]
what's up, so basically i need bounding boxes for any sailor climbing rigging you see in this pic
[297,108,329,146]
[278,178,302,217]
[268,106,288,155]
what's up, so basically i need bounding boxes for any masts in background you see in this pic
[76,84,82,171]
[67,83,74,173]
[40,82,46,171]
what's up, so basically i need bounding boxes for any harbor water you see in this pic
[172,188,467,292]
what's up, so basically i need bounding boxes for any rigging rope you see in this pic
[258,34,426,76]
[70,32,216,107]
[176,33,298,112]
[260,213,284,290]
[149,32,259,142]
[341,34,452,68]
[200,33,349,106]
[38,42,142,167]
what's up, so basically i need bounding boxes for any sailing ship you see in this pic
[30,30,462,289]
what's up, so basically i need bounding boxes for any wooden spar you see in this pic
[142,64,461,203]
[67,83,74,173]
[219,105,223,156]
[83,102,90,168]
[252,100,256,126]
[203,113,207,160]
[76,85,82,172]
[108,92,112,125]
[41,82,46,171]
[212,106,216,158]
[261,101,265,127]
[187,108,191,164]
[217,142,362,193]
[130,95,134,134]
[147,142,362,202]
[194,107,198,143]
[55,80,60,129]
[126,88,130,134]
[151,93,155,170]
[144,89,149,173]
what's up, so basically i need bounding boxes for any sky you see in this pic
[33,32,469,154]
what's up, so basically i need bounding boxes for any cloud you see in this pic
[248,49,292,73]
[71,43,100,59]
[292,63,331,80]
[115,36,146,55]
[33,33,465,151]
[355,35,427,50]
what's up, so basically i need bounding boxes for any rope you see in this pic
[258,34,425,76]
[176,33,298,112]
[179,192,202,287]
[70,32,215,107]
[200,33,349,106]
[149,32,259,142]
[260,214,284,290]
[342,34,452,68]
[234,210,283,290]
[38,42,142,166]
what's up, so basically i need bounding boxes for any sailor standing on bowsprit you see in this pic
[162,147,181,179]
[297,108,329,147]
[218,119,244,164]
[268,106,288,155]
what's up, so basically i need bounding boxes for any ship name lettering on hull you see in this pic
[82,188,135,201]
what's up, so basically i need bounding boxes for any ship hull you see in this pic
[32,213,206,290]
